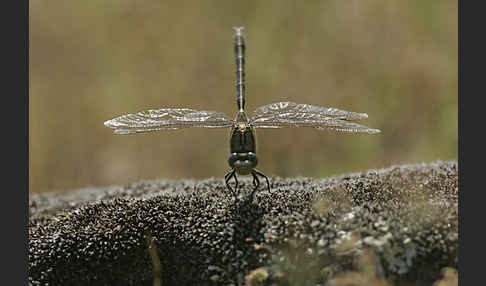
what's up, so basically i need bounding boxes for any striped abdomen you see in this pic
[233,27,246,111]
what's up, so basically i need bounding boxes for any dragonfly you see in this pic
[104,26,381,199]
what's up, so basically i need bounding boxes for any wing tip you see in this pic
[104,119,132,134]
[104,120,113,128]
[367,128,381,134]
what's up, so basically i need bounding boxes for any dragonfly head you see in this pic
[228,152,258,175]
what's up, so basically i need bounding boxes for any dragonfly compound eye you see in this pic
[247,152,258,167]
[228,153,239,168]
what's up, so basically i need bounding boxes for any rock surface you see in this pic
[29,161,458,285]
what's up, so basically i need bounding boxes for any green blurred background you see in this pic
[30,0,457,194]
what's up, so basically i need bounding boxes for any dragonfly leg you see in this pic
[233,173,239,196]
[252,172,259,188]
[224,169,239,199]
[253,169,271,193]
[224,169,236,196]
[249,170,260,200]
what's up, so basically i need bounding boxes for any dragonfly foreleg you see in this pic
[253,169,271,193]
[224,169,238,198]
[249,170,261,200]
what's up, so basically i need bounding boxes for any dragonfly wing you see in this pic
[249,101,380,134]
[104,108,234,134]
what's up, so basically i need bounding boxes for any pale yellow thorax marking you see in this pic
[237,122,247,133]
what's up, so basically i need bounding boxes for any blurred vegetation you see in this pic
[30,0,457,193]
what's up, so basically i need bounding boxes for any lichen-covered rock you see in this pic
[29,161,458,285]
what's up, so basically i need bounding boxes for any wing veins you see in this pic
[249,101,380,134]
[104,108,234,134]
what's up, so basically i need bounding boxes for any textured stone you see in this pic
[29,161,458,285]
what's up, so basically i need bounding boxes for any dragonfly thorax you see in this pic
[228,152,258,175]
[236,122,248,133]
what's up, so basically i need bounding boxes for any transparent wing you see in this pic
[104,108,234,134]
[249,101,381,134]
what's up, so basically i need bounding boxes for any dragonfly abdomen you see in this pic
[233,26,246,111]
